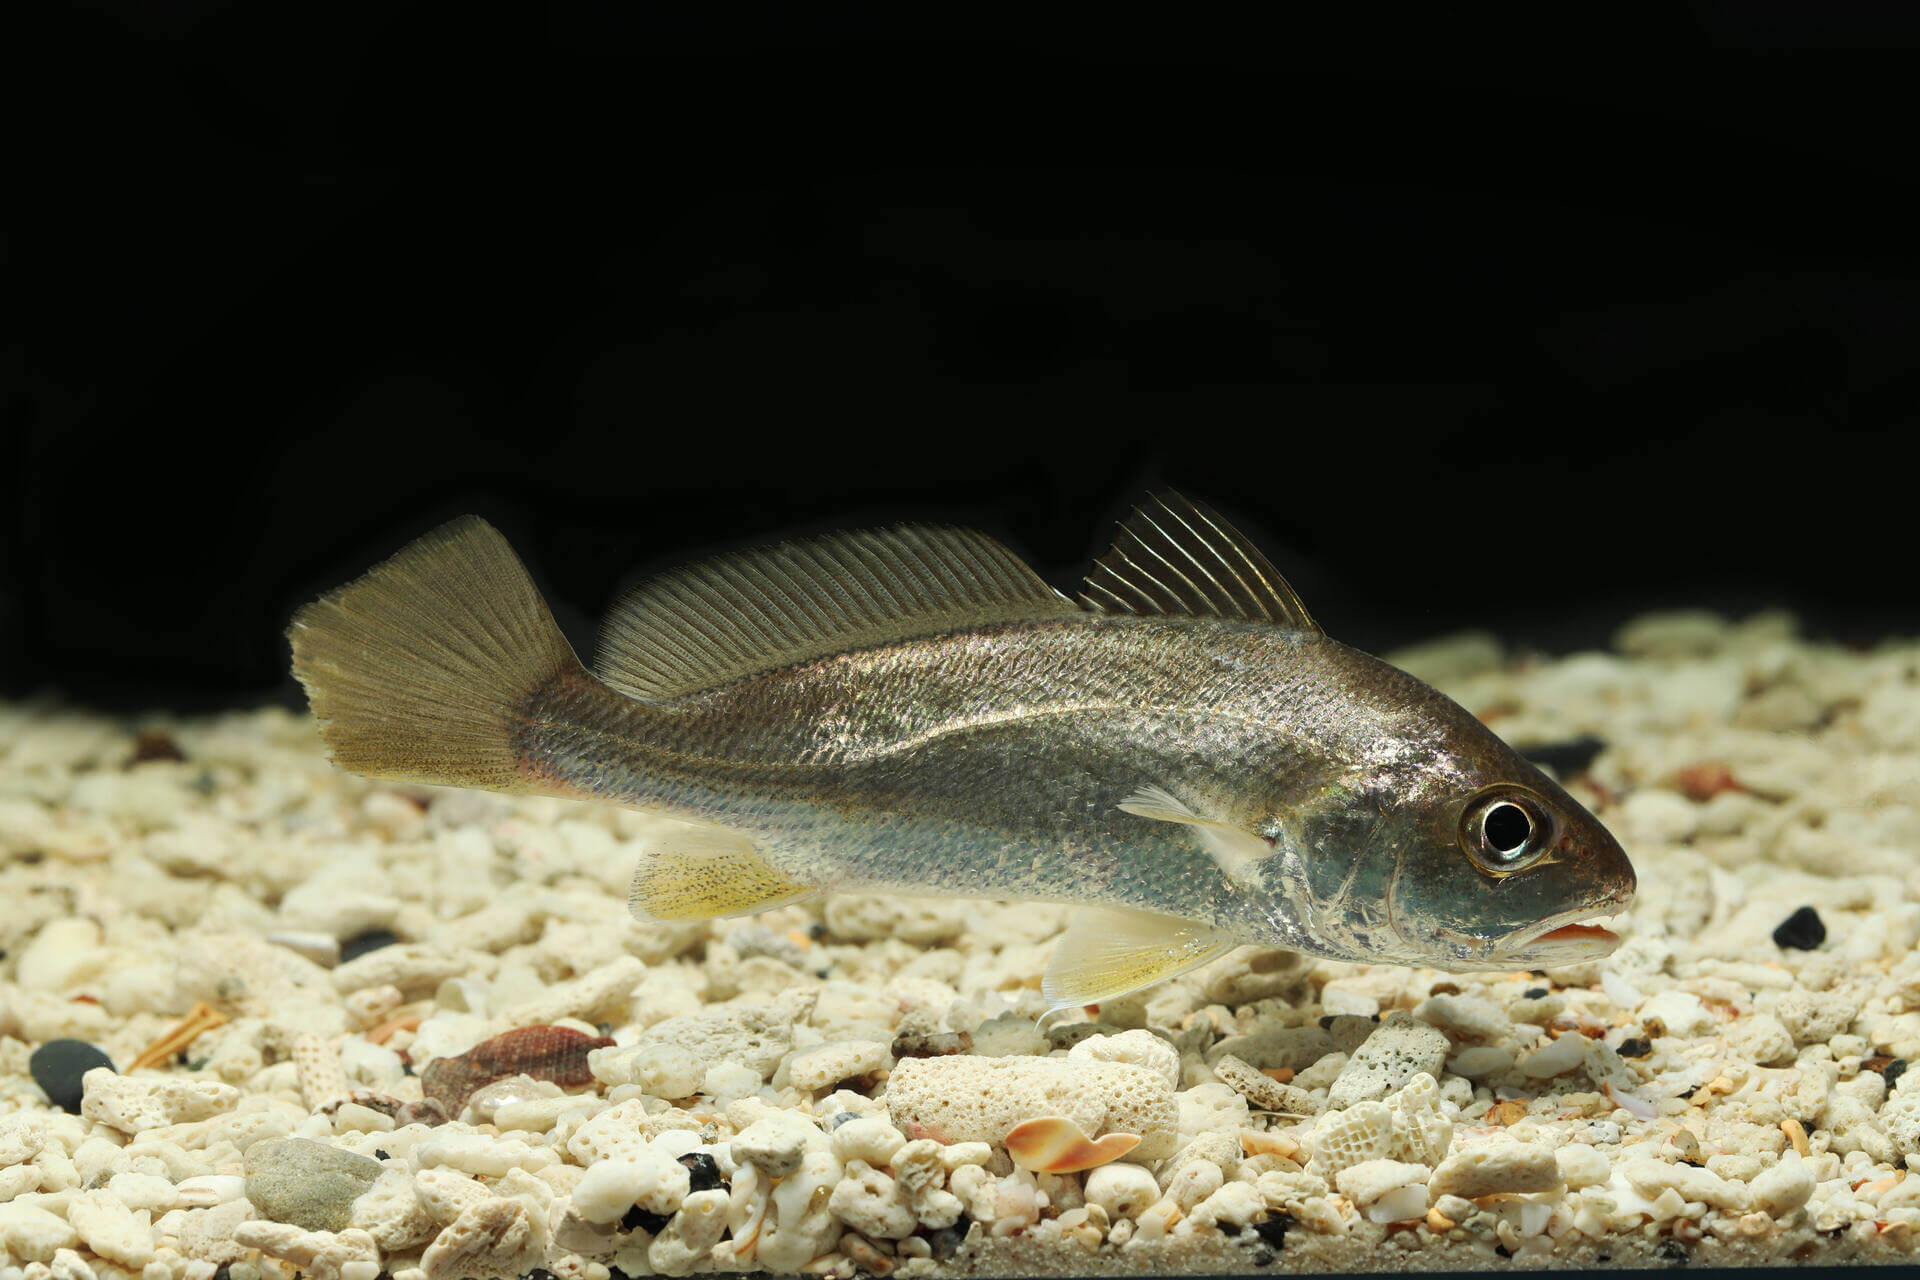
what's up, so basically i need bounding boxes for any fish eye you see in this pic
[1459,788,1553,875]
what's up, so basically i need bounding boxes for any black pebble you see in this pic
[924,1223,967,1261]
[678,1152,722,1194]
[1617,1036,1653,1058]
[374,1148,391,1161]
[622,1204,672,1235]
[1525,987,1550,999]
[1251,1213,1291,1250]
[807,921,828,941]
[1523,735,1608,778]
[340,928,401,962]
[1249,1245,1276,1267]
[1657,1237,1691,1266]
[30,1039,115,1113]
[1886,1059,1909,1086]
[1772,906,1826,950]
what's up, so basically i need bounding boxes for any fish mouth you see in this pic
[1489,904,1629,965]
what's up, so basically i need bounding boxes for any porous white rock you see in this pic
[829,1159,917,1239]
[1413,993,1508,1039]
[971,1011,1051,1057]
[571,1151,691,1223]
[887,1055,1177,1160]
[67,1191,155,1269]
[625,996,810,1079]
[104,1172,179,1213]
[787,1040,889,1092]
[756,1150,845,1272]
[1327,1012,1449,1108]
[564,1100,670,1165]
[1556,1144,1610,1189]
[0,1202,82,1263]
[1310,1101,1396,1176]
[1067,1029,1180,1089]
[1165,1158,1224,1211]
[1386,1073,1453,1166]
[1186,1180,1266,1230]
[347,1169,438,1251]
[1084,1162,1160,1221]
[1621,1158,1750,1212]
[1211,1053,1317,1115]
[648,1188,730,1277]
[823,894,967,944]
[81,1070,240,1134]
[1175,1082,1251,1143]
[1772,988,1860,1046]
[1878,1087,1920,1158]
[830,1117,908,1168]
[1428,1142,1563,1199]
[717,1112,815,1181]
[587,1042,705,1098]
[1638,990,1711,1038]
[1750,1149,1816,1215]
[1726,1014,1797,1066]
[231,1221,381,1280]
[420,1198,540,1280]
[413,1132,550,1179]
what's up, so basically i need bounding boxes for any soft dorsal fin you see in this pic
[1078,493,1320,631]
[596,524,1079,700]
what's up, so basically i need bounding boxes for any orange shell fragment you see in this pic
[1004,1115,1140,1173]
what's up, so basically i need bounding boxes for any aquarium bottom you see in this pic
[1,609,1918,1278]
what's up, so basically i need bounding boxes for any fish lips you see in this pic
[1487,904,1631,966]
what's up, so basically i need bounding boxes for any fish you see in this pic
[288,494,1637,1010]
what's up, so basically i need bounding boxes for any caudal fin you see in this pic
[288,516,586,792]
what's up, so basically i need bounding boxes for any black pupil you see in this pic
[1484,803,1531,855]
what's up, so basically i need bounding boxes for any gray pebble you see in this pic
[244,1137,385,1231]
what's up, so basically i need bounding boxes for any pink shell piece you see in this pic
[1004,1115,1141,1173]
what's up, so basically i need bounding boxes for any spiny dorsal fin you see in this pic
[596,524,1078,700]
[1078,493,1320,632]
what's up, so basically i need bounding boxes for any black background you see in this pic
[12,5,1920,712]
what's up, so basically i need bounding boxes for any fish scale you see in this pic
[290,493,1636,1009]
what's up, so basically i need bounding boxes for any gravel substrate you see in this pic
[3,608,1920,1278]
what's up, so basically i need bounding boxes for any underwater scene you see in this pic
[17,11,1920,1278]
[5,554,1919,1277]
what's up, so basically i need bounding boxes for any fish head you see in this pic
[1385,760,1638,970]
[1253,691,1636,971]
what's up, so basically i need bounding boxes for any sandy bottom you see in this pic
[3,608,1919,1279]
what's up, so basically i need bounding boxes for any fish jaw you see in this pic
[1479,903,1631,968]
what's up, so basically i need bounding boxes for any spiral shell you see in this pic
[421,1024,613,1112]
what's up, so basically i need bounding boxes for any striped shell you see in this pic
[420,1024,613,1112]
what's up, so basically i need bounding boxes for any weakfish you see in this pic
[289,495,1636,1009]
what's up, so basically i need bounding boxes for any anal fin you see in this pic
[629,823,819,922]
[1043,906,1237,1012]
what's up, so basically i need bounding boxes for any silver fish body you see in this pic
[291,496,1636,1006]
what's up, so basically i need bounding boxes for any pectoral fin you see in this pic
[629,823,819,922]
[1043,905,1237,1012]
[1119,784,1273,884]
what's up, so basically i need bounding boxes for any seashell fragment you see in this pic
[420,1024,613,1112]
[1004,1115,1139,1173]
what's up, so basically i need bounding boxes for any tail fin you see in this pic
[288,516,586,792]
